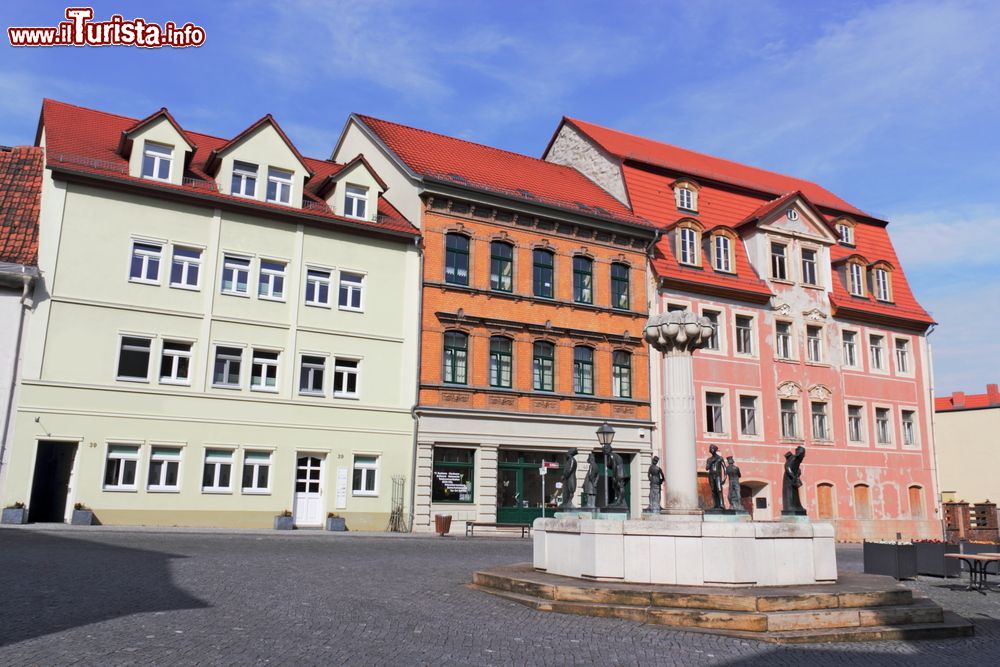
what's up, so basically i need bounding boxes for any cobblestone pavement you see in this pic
[1,527,999,666]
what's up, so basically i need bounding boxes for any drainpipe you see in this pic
[925,323,940,528]
[407,235,424,531]
[0,267,37,487]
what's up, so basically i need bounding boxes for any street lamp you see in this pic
[597,422,615,510]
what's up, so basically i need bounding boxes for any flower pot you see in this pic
[863,541,917,579]
[71,509,94,526]
[1,508,27,525]
[960,541,1000,555]
[273,515,294,530]
[915,542,961,577]
[434,514,453,536]
[325,517,347,532]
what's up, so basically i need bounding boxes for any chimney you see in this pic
[988,384,1000,406]
[952,392,966,408]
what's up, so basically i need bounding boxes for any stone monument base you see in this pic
[533,515,836,587]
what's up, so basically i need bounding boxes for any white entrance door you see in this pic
[293,454,325,527]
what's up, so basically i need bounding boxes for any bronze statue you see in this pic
[581,451,599,509]
[647,455,664,512]
[706,444,725,510]
[782,445,807,515]
[725,456,743,512]
[603,442,627,508]
[559,448,578,509]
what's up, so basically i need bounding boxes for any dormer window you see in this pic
[873,265,893,302]
[712,234,733,273]
[835,218,856,245]
[231,161,258,198]
[848,261,866,296]
[676,221,702,266]
[344,184,369,219]
[676,186,698,213]
[141,142,173,181]
[266,168,293,205]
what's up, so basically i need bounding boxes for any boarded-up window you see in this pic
[854,484,872,520]
[817,483,834,519]
[908,485,925,519]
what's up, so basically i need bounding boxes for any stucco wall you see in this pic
[936,407,1000,503]
[545,123,629,205]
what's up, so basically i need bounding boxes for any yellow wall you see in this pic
[935,407,1000,503]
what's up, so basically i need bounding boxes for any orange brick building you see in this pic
[335,116,658,530]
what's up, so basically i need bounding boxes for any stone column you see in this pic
[643,311,716,513]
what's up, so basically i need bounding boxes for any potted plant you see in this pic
[913,539,961,577]
[70,503,95,526]
[961,539,1000,555]
[863,540,917,579]
[1,502,27,525]
[325,513,347,532]
[273,509,294,530]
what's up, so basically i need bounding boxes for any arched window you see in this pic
[573,346,594,395]
[488,336,513,388]
[872,263,893,302]
[847,260,866,297]
[712,234,733,273]
[816,483,835,519]
[853,483,872,520]
[676,221,702,267]
[612,350,632,398]
[908,485,925,519]
[572,256,593,304]
[532,341,554,392]
[444,233,470,286]
[834,217,856,245]
[610,263,630,310]
[532,249,554,298]
[674,179,699,212]
[489,241,513,292]
[442,331,468,384]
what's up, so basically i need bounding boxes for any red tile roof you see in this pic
[355,114,656,231]
[203,114,313,176]
[936,385,1000,412]
[556,117,869,218]
[39,99,417,238]
[0,145,43,266]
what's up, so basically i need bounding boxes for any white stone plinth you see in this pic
[532,516,837,587]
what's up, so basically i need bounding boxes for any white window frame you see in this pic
[837,223,854,245]
[869,333,886,372]
[733,312,755,357]
[703,389,729,437]
[849,263,865,297]
[250,348,280,393]
[842,329,860,369]
[679,227,699,266]
[801,247,819,286]
[116,334,153,383]
[894,337,912,376]
[169,245,202,291]
[738,393,762,440]
[103,443,141,491]
[266,167,293,205]
[220,254,251,297]
[811,401,830,442]
[352,454,379,496]
[770,242,789,281]
[241,449,273,494]
[129,240,163,285]
[675,186,696,212]
[159,339,193,386]
[874,405,894,446]
[338,271,365,312]
[344,184,369,220]
[874,268,891,302]
[713,235,732,273]
[147,445,183,492]
[780,399,799,440]
[333,357,361,398]
[305,267,333,307]
[141,141,173,181]
[212,344,244,389]
[257,259,287,302]
[701,308,724,354]
[775,321,794,360]
[298,353,327,396]
[900,408,919,449]
[806,325,823,363]
[231,160,258,198]
[202,448,235,493]
[847,403,867,446]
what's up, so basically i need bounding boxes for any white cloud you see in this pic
[890,205,1000,270]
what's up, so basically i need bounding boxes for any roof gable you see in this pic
[117,107,196,157]
[740,192,839,243]
[204,115,312,176]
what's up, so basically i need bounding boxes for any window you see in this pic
[848,405,864,442]
[801,248,818,286]
[488,337,512,388]
[842,331,858,367]
[352,455,378,495]
[533,341,554,392]
[675,186,696,211]
[811,402,829,440]
[667,303,688,312]
[874,268,892,301]
[266,167,293,205]
[333,358,359,397]
[170,246,201,289]
[432,447,474,503]
[775,322,792,359]
[344,184,368,219]
[849,263,865,296]
[141,142,172,180]
[611,263,630,309]
[104,444,139,489]
[202,449,234,491]
[705,392,725,434]
[148,447,181,491]
[780,399,798,438]
[489,242,513,292]
[837,223,854,245]
[739,396,758,436]
[612,350,632,398]
[299,355,325,395]
[817,483,835,519]
[305,268,332,306]
[703,310,720,350]
[895,339,910,374]
[806,326,822,363]
[869,334,885,370]
[679,227,699,265]
[129,241,162,283]
[338,272,364,311]
[902,410,917,447]
[242,450,271,492]
[573,346,594,395]
[160,340,192,384]
[770,243,788,280]
[443,332,468,384]
[854,484,872,520]
[572,256,593,303]
[213,346,242,387]
[735,315,754,355]
[257,260,286,300]
[221,255,250,295]
[444,234,470,286]
[533,249,554,298]
[250,350,279,391]
[876,407,892,444]
[117,336,152,381]
[713,235,732,272]
[908,485,925,519]
[231,160,257,198]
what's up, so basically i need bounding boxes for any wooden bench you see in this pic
[465,521,531,538]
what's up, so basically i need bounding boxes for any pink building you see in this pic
[545,118,938,541]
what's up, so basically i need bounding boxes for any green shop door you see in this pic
[496,450,564,524]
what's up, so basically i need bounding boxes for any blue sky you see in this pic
[2,0,997,393]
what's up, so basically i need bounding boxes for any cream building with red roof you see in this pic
[935,385,1000,506]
